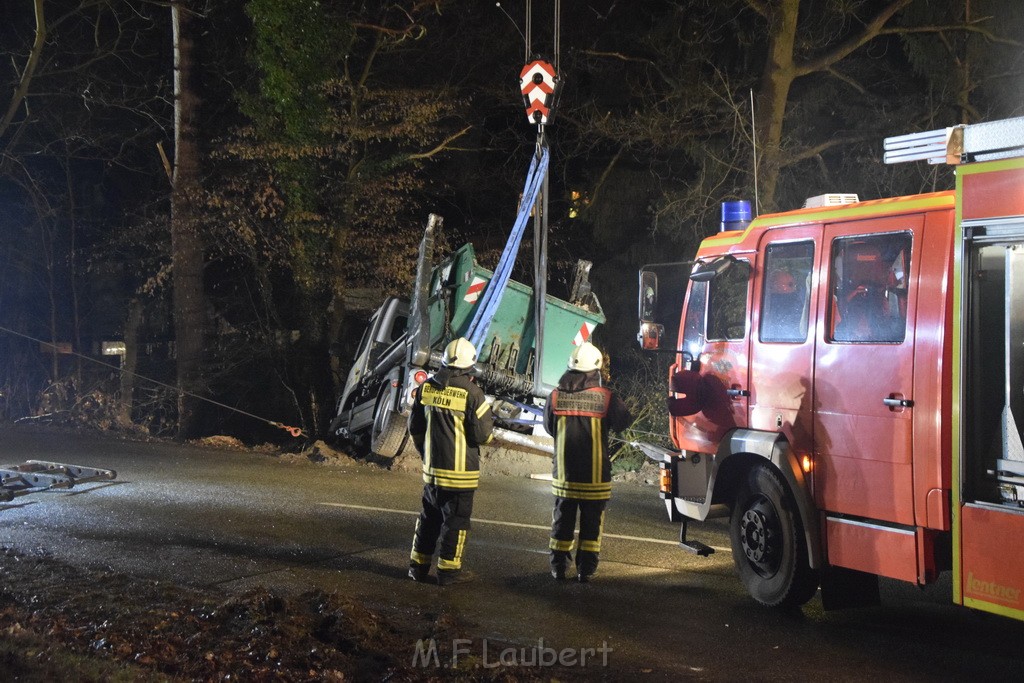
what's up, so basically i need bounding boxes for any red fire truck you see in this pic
[635,117,1024,618]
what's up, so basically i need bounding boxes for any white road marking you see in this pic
[319,502,730,550]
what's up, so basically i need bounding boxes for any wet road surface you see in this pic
[2,425,1023,681]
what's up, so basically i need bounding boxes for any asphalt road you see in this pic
[2,424,1023,681]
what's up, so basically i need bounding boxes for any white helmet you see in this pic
[442,337,477,369]
[568,342,603,372]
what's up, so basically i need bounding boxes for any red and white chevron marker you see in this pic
[463,276,487,304]
[520,60,557,124]
[572,321,595,346]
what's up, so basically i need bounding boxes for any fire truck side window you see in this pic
[829,233,911,343]
[707,260,749,341]
[681,280,708,360]
[760,242,814,343]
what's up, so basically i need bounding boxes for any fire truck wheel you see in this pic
[370,386,408,459]
[729,463,819,608]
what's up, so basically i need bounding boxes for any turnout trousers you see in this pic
[549,497,607,576]
[410,483,474,571]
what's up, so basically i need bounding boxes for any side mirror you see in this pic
[638,321,664,350]
[690,255,739,282]
[638,271,658,321]
[637,271,663,350]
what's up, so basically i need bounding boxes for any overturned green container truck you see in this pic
[329,214,604,458]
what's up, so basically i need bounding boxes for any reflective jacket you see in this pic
[543,370,633,500]
[409,367,494,490]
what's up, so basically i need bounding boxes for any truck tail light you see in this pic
[659,465,673,495]
[413,370,428,384]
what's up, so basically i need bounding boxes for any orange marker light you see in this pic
[660,467,673,495]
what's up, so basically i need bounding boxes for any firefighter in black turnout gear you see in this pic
[544,342,633,582]
[408,337,494,586]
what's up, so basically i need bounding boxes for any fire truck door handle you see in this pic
[726,388,750,398]
[883,397,914,408]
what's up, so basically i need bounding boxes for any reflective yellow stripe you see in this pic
[421,383,468,411]
[552,481,612,500]
[591,416,602,483]
[552,492,612,501]
[549,538,575,552]
[454,413,466,471]
[422,467,480,489]
[411,520,431,564]
[703,192,954,247]
[476,401,490,419]
[422,467,479,480]
[552,481,612,491]
[423,409,433,471]
[423,479,479,489]
[455,529,467,562]
[555,415,566,483]
[438,529,467,570]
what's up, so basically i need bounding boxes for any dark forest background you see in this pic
[1,0,1021,444]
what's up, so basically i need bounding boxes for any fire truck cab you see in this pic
[636,117,1024,618]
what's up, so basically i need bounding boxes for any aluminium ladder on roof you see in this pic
[883,116,1024,165]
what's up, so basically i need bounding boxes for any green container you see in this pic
[427,243,604,391]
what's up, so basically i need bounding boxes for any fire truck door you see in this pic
[671,255,752,452]
[813,215,923,526]
[958,233,1024,620]
[748,227,821,457]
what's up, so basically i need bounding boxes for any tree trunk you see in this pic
[754,0,800,213]
[119,299,144,428]
[753,0,911,211]
[0,0,45,143]
[171,1,205,439]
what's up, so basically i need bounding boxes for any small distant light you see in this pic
[101,341,126,356]
[801,455,813,473]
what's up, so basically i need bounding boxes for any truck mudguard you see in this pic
[713,429,822,569]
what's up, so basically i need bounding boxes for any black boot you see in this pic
[550,550,571,581]
[408,562,430,582]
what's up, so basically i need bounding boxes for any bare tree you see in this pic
[169,0,205,439]
[1,1,168,420]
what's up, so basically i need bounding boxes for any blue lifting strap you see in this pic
[465,146,550,350]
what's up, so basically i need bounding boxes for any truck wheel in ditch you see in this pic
[370,388,408,458]
[729,463,819,608]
